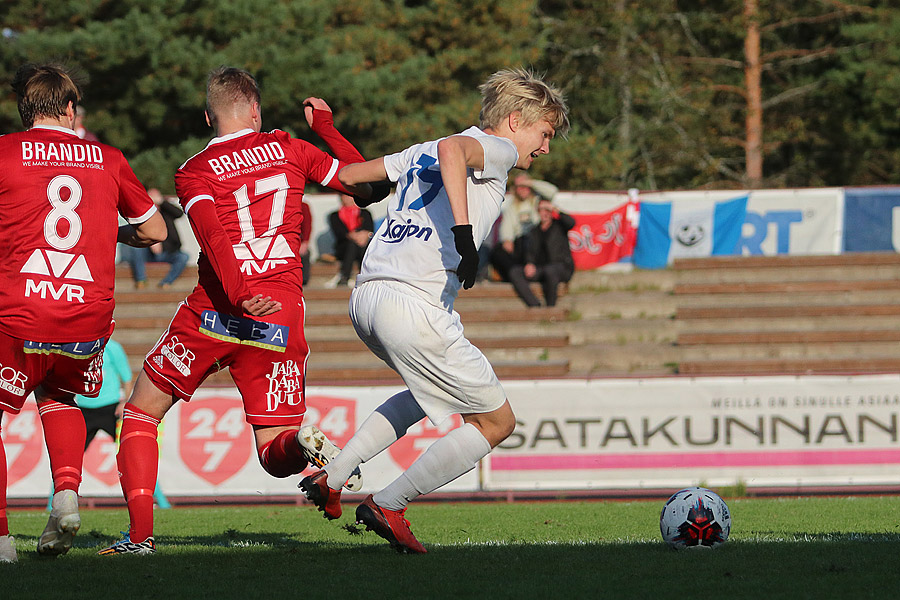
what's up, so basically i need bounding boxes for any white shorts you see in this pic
[349,280,506,425]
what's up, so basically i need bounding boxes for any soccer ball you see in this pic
[659,487,731,549]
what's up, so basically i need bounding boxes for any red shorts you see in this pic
[143,288,309,427]
[0,330,106,414]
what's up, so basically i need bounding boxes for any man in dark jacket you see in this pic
[508,198,575,307]
[147,188,190,289]
[327,194,374,287]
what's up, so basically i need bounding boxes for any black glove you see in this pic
[451,224,479,289]
[354,182,392,208]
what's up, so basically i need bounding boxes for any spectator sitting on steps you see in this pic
[326,193,374,288]
[507,198,575,307]
[489,173,558,282]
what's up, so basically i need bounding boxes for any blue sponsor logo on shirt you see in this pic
[199,310,288,352]
[24,338,105,358]
[381,218,433,244]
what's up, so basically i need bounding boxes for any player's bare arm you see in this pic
[437,135,485,227]
[436,135,486,290]
[117,211,167,247]
[338,158,389,187]
[337,158,392,208]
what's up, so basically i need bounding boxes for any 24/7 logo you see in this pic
[303,396,357,448]
[180,397,252,486]
[389,414,464,470]
[82,430,119,487]
[1,404,43,486]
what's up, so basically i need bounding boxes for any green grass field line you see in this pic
[4,497,900,599]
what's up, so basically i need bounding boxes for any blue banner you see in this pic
[633,195,748,268]
[843,188,900,252]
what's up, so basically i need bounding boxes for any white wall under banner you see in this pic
[4,385,471,499]
[7,375,900,499]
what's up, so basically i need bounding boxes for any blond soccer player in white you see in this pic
[299,68,569,553]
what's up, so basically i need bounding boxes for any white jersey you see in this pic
[356,126,518,307]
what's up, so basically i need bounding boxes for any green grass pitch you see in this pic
[4,496,900,599]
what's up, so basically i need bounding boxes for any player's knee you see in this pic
[258,445,305,478]
[257,430,308,478]
[470,410,516,448]
[496,413,516,443]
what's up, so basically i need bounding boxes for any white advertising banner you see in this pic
[7,376,900,498]
[177,188,845,264]
[640,188,844,256]
[5,386,473,499]
[489,377,900,490]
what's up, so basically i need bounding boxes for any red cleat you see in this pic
[299,470,342,520]
[355,495,427,554]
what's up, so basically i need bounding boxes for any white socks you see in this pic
[324,390,424,490]
[374,423,491,511]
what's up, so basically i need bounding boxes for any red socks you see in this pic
[117,405,161,543]
[258,429,307,478]
[38,400,86,494]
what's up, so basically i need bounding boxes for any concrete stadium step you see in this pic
[562,317,677,345]
[677,357,900,376]
[675,341,900,361]
[678,330,900,345]
[304,334,569,353]
[564,341,678,376]
[111,306,568,330]
[565,291,675,319]
[672,252,900,270]
[669,289,900,307]
[194,359,570,386]
[676,303,900,320]
[673,316,900,334]
[307,347,554,367]
[112,293,559,317]
[674,279,900,295]
[673,255,900,285]
[121,343,567,371]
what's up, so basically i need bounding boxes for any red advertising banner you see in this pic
[567,201,639,270]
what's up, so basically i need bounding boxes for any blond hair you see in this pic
[12,64,81,129]
[206,66,260,129]
[479,68,569,138]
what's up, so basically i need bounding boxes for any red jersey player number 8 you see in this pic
[45,175,84,251]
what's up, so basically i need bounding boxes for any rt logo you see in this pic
[738,210,802,254]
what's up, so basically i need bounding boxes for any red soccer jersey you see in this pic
[175,127,356,308]
[0,126,156,342]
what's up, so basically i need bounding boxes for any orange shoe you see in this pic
[355,495,426,554]
[299,470,342,520]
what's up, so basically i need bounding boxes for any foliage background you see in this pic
[1,0,897,192]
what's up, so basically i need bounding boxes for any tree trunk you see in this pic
[743,0,763,187]
[616,0,632,185]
